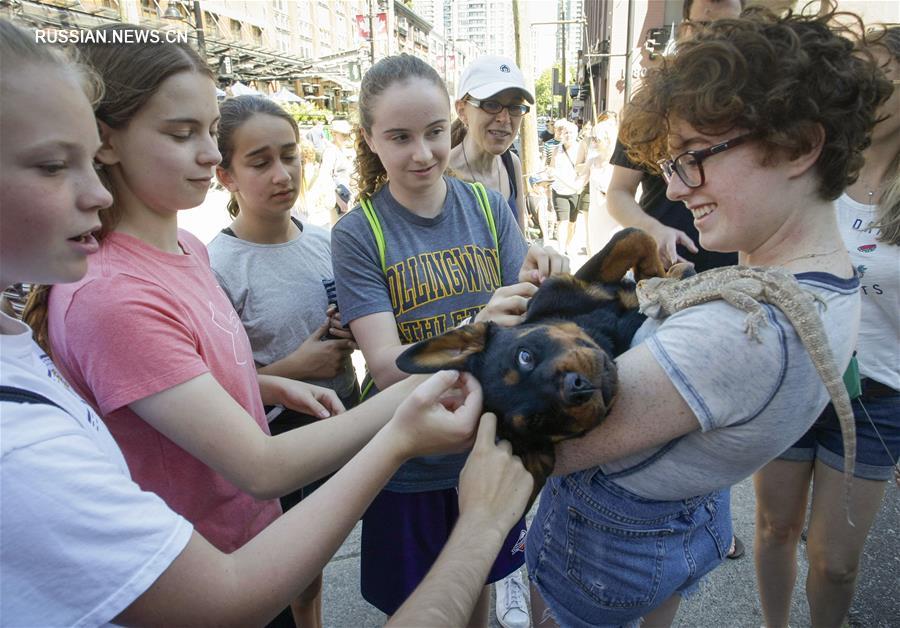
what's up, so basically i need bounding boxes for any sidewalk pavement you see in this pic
[322,477,899,627]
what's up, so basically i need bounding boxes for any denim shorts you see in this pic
[526,471,731,628]
[781,380,899,481]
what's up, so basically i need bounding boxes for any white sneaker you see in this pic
[495,570,530,628]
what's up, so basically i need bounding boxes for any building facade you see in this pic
[5,0,369,113]
[443,0,514,58]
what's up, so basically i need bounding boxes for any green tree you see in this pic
[534,66,577,117]
[534,68,554,115]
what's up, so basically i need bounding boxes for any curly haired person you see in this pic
[524,3,891,626]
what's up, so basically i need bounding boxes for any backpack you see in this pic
[356,181,500,399]
[0,385,65,411]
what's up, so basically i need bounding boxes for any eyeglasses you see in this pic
[465,96,530,117]
[658,133,752,189]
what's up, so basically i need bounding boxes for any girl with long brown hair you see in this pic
[332,53,568,625]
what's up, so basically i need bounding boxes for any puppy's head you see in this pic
[396,321,617,442]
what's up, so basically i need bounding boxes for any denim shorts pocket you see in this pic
[565,505,673,609]
[704,499,729,561]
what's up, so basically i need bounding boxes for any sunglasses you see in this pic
[465,96,530,117]
[658,134,753,189]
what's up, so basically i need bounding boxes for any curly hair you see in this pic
[354,54,447,199]
[620,1,892,201]
[217,95,300,218]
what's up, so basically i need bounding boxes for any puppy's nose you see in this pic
[562,372,594,404]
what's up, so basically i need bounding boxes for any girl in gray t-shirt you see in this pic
[209,95,359,627]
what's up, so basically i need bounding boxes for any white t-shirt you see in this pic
[551,144,581,196]
[1,314,193,627]
[836,193,899,390]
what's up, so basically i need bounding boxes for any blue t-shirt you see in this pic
[332,176,528,491]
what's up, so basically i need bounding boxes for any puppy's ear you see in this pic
[396,322,491,374]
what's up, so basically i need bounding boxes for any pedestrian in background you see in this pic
[541,118,563,165]
[525,172,554,245]
[581,112,619,254]
[320,118,355,225]
[548,120,585,255]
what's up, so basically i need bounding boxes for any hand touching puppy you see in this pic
[459,413,534,533]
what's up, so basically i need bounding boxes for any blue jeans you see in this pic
[526,471,731,628]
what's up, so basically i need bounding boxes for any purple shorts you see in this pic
[360,487,527,615]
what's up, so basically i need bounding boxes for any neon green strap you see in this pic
[359,196,387,273]
[360,376,375,401]
[359,182,498,274]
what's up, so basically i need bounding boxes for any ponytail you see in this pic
[353,124,388,200]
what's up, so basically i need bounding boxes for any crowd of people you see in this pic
[1,1,898,627]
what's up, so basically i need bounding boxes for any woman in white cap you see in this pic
[450,55,533,232]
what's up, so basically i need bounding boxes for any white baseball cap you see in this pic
[457,55,534,104]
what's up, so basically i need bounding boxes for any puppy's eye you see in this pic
[517,349,534,371]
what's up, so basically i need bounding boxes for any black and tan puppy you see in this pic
[396,228,693,506]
